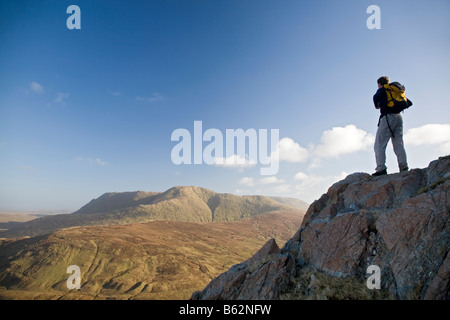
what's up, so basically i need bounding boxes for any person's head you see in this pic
[377,76,390,88]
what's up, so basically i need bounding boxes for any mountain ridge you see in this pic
[0,186,307,238]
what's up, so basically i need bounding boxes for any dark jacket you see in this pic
[373,87,389,115]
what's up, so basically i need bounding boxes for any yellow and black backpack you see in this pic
[384,82,413,113]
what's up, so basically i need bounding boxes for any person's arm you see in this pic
[373,88,385,109]
[373,95,380,109]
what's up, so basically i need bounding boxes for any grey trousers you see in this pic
[374,113,408,172]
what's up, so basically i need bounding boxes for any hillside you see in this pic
[268,196,309,212]
[192,155,450,300]
[0,210,303,300]
[0,213,39,232]
[0,186,303,238]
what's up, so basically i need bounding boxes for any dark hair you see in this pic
[377,76,390,85]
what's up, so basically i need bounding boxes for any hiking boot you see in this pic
[372,169,387,177]
[400,166,409,172]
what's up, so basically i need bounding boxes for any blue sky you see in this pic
[1,0,449,211]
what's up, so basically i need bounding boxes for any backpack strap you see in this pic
[385,114,395,138]
[378,114,395,138]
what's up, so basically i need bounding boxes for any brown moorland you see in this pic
[0,209,304,300]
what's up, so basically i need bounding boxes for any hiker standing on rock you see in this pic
[372,76,412,176]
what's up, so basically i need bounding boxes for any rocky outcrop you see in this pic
[192,156,450,300]
[191,238,295,300]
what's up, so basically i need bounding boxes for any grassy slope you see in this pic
[0,210,304,300]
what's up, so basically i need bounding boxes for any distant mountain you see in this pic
[0,186,306,238]
[73,191,160,215]
[268,196,309,211]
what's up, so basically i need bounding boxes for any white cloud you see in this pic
[294,172,328,189]
[30,81,44,94]
[54,92,70,105]
[270,184,291,194]
[307,157,323,170]
[136,93,164,103]
[75,157,109,166]
[272,125,374,166]
[293,171,348,203]
[314,124,374,158]
[440,142,450,154]
[259,176,286,185]
[293,172,309,181]
[214,154,256,170]
[276,137,309,163]
[95,158,109,166]
[239,177,255,187]
[238,176,286,194]
[404,124,450,153]
[295,171,348,184]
